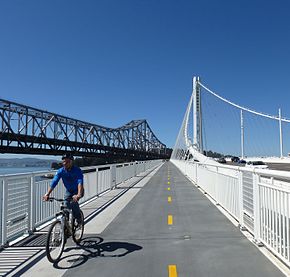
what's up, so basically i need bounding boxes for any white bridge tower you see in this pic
[193,76,203,153]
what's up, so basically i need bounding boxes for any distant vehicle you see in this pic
[217,158,226,164]
[238,159,246,165]
[224,156,232,162]
[231,156,240,163]
[245,161,268,169]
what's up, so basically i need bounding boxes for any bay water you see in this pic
[0,167,52,175]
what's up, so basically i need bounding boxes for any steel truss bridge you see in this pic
[0,99,170,160]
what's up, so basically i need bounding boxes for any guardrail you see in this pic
[0,160,162,248]
[171,159,290,268]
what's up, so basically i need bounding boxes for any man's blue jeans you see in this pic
[64,191,81,223]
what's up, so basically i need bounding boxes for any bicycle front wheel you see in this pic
[72,210,84,244]
[46,220,65,263]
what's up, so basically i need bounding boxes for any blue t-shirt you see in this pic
[51,166,83,194]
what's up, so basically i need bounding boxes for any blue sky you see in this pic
[0,0,290,158]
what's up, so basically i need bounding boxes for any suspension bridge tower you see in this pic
[192,76,203,153]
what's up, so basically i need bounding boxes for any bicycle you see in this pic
[45,197,84,263]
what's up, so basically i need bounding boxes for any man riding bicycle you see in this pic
[43,153,84,224]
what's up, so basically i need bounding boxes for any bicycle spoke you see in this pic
[46,220,65,263]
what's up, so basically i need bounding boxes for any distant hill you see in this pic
[0,158,59,168]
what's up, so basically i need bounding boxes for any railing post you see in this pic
[253,172,263,246]
[215,166,219,205]
[2,178,8,247]
[95,167,99,195]
[195,163,198,185]
[196,164,199,187]
[121,164,124,183]
[0,178,3,248]
[111,165,116,189]
[29,174,36,232]
[238,170,245,230]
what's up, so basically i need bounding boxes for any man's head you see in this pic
[62,153,74,170]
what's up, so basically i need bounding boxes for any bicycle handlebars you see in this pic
[47,197,65,202]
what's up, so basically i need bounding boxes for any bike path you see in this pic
[18,162,286,276]
[2,165,161,277]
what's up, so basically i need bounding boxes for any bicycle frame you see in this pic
[52,199,74,238]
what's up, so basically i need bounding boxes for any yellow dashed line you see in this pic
[167,170,177,277]
[168,215,173,225]
[168,265,177,277]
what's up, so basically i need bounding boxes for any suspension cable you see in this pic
[199,82,290,123]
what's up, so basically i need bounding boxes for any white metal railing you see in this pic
[0,160,162,248]
[0,180,4,246]
[172,159,290,267]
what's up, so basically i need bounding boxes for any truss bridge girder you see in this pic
[0,99,169,159]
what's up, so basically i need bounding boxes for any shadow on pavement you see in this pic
[53,236,142,269]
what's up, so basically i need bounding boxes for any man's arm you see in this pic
[73,168,84,202]
[43,169,61,201]
[73,183,84,202]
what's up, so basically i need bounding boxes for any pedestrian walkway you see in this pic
[2,162,287,276]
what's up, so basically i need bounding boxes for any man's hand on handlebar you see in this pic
[72,194,81,202]
[43,194,50,201]
[43,188,53,201]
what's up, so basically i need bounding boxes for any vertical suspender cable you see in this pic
[279,108,283,158]
[241,109,244,159]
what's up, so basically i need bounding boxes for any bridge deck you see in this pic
[3,162,286,276]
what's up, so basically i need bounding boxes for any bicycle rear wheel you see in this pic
[46,220,65,263]
[72,210,84,244]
